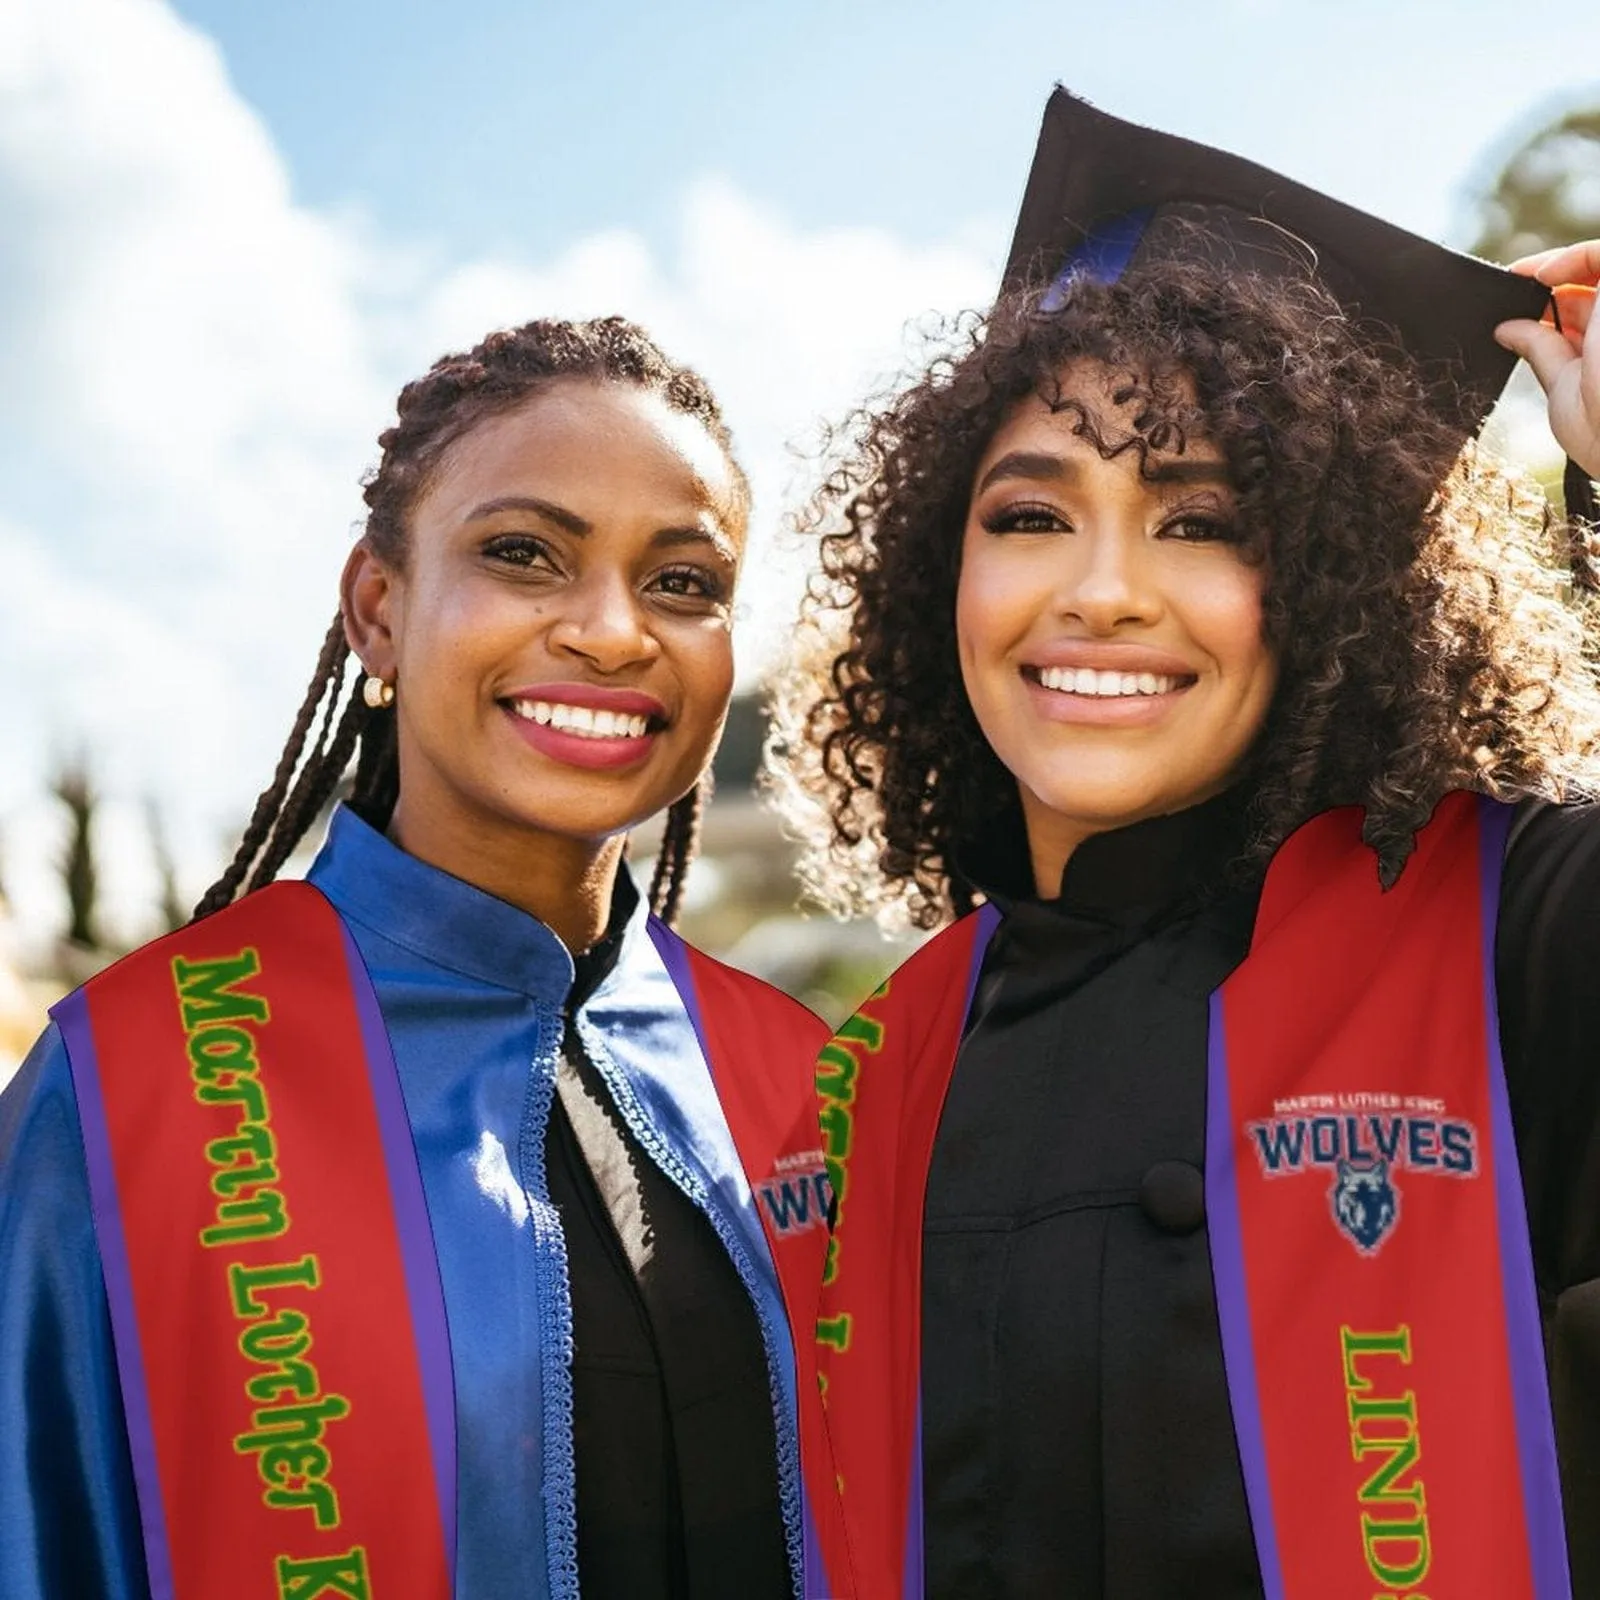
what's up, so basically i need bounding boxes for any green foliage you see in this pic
[1472,107,1600,263]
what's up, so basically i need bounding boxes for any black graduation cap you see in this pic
[1003,89,1551,436]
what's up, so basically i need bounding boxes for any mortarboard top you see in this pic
[1003,89,1550,435]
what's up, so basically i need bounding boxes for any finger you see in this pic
[1496,318,1580,393]
[1507,246,1566,277]
[1553,282,1596,341]
[1506,240,1600,287]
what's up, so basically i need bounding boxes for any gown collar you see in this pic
[963,786,1254,924]
[308,803,641,1004]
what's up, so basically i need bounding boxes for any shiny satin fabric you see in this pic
[0,806,805,1600]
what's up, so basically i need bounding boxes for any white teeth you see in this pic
[1035,666,1181,697]
[509,699,651,739]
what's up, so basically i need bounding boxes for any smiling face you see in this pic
[344,379,743,880]
[956,361,1277,894]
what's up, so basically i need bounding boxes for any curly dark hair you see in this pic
[769,255,1600,928]
[197,315,745,924]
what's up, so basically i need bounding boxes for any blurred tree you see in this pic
[52,756,101,950]
[1471,104,1600,263]
[145,798,188,934]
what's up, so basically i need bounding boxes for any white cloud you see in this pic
[0,0,994,950]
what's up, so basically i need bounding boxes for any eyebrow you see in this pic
[468,495,590,534]
[466,495,737,560]
[652,525,740,564]
[974,449,1232,495]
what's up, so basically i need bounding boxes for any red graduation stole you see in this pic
[55,882,454,1600]
[808,793,1569,1599]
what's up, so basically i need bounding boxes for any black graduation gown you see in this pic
[544,884,791,1600]
[922,795,1600,1598]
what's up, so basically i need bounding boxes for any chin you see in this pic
[1023,768,1208,832]
[481,770,658,842]
[522,795,665,844]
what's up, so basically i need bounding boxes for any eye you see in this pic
[482,532,559,570]
[649,563,728,604]
[980,501,1071,535]
[1160,512,1239,543]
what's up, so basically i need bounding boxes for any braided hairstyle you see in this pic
[195,316,745,925]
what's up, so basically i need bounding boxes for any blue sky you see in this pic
[168,0,1590,257]
[1,0,1595,945]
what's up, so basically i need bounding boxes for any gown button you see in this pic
[1139,1161,1206,1235]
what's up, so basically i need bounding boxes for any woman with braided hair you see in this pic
[0,316,835,1599]
[773,94,1600,1599]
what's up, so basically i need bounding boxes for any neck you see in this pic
[387,795,624,956]
[1018,780,1239,903]
[1019,783,1119,899]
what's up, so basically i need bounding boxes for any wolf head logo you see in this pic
[1331,1157,1399,1254]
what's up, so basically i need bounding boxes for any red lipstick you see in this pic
[500,681,668,772]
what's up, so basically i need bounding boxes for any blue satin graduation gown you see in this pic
[0,807,810,1599]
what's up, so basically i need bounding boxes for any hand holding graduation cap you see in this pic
[1496,241,1600,480]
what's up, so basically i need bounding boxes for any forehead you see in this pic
[977,359,1220,471]
[420,380,741,530]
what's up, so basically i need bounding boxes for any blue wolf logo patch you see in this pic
[1244,1100,1477,1255]
[1330,1157,1399,1254]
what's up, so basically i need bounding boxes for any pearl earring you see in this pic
[362,675,395,709]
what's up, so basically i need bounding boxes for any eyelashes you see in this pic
[977,501,1240,543]
[651,564,729,604]
[1163,514,1241,544]
[482,532,555,568]
[980,501,1070,535]
[479,534,731,605]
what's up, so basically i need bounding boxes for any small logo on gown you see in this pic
[758,1148,833,1236]
[1330,1157,1399,1254]
[1243,1092,1478,1255]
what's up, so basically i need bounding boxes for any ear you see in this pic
[341,540,401,681]
[1336,1158,1352,1180]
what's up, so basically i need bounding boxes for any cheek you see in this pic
[673,624,736,730]
[1188,567,1277,743]
[393,569,511,672]
[954,533,1031,678]
[1185,562,1270,682]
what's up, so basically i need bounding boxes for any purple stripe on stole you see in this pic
[53,990,178,1600]
[902,1402,925,1600]
[337,921,459,1583]
[903,903,1003,1599]
[646,920,710,1053]
[802,1491,827,1600]
[1474,797,1572,1598]
[1204,994,1286,1600]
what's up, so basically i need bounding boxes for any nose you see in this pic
[547,570,659,673]
[1057,521,1162,633]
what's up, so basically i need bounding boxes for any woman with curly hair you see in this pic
[773,93,1600,1599]
[0,317,837,1600]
